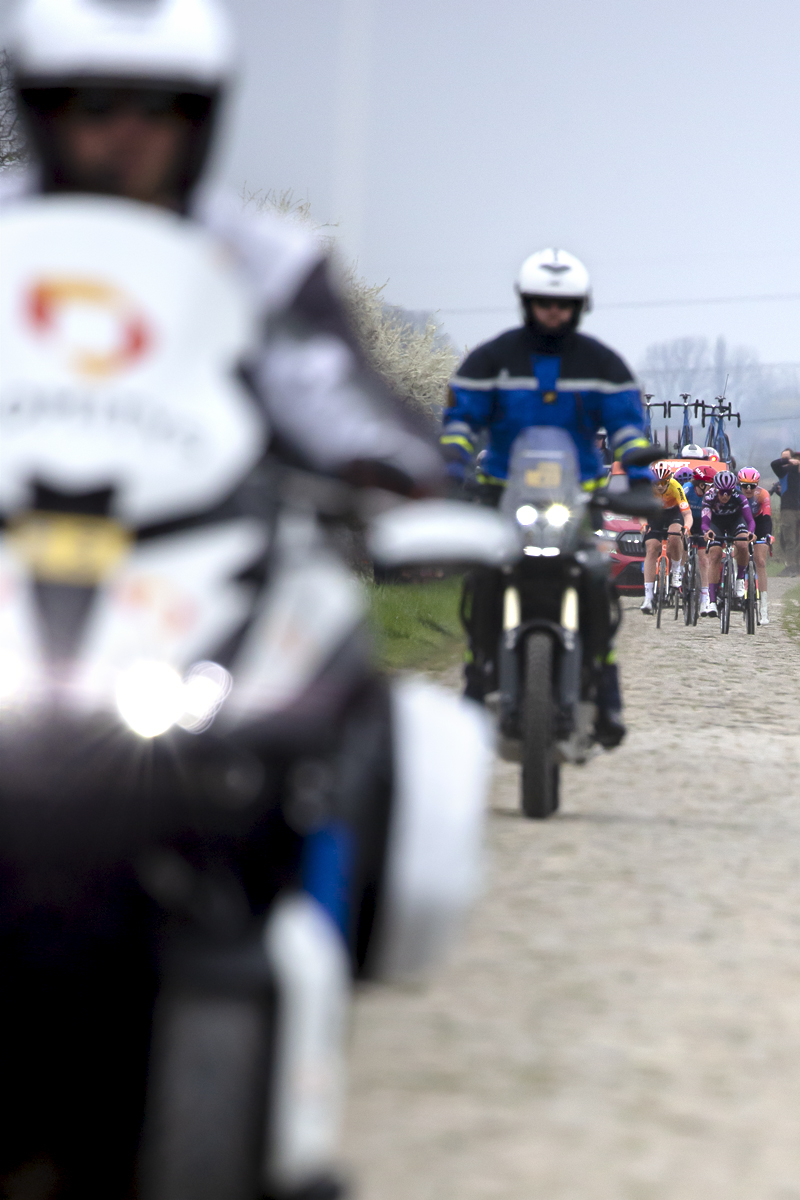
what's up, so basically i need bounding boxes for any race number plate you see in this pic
[524,462,562,489]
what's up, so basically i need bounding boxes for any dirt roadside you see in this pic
[342,577,800,1200]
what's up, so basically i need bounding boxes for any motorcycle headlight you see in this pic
[516,504,538,526]
[0,649,27,704]
[545,503,571,528]
[115,661,186,739]
[115,660,232,739]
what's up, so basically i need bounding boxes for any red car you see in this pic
[596,511,646,594]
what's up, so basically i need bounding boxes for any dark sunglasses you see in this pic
[531,298,577,311]
[66,88,211,122]
[739,482,758,489]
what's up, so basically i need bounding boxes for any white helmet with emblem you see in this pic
[8,0,236,203]
[516,248,593,315]
[8,0,235,88]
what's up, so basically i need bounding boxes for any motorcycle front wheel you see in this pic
[520,632,560,820]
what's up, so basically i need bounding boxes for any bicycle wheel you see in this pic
[655,556,668,629]
[684,553,697,626]
[745,559,757,634]
[719,557,732,634]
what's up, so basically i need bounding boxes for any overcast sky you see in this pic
[5,0,800,376]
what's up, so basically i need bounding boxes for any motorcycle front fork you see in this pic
[141,894,350,1200]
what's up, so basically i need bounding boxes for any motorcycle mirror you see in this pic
[592,487,663,519]
[368,499,522,569]
[622,445,666,468]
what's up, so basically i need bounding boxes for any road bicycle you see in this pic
[713,533,756,634]
[741,538,759,635]
[653,534,674,629]
[695,398,741,466]
[678,535,704,626]
[643,396,668,448]
[668,395,695,452]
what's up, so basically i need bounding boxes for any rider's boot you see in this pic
[640,582,654,615]
[670,562,682,591]
[759,594,770,625]
[463,657,495,703]
[594,661,626,749]
[735,578,746,600]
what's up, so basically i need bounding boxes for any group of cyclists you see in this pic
[642,456,772,624]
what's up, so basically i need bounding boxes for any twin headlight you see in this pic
[115,660,232,739]
[516,503,572,528]
[0,655,233,740]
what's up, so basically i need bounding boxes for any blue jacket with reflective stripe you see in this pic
[443,325,647,483]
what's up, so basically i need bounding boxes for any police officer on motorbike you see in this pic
[441,248,652,746]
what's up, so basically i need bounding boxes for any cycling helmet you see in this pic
[652,463,673,483]
[738,467,761,484]
[673,466,693,485]
[10,0,235,204]
[714,470,738,493]
[681,443,704,458]
[516,249,592,330]
[692,464,717,484]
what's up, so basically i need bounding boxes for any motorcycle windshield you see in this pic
[500,427,581,516]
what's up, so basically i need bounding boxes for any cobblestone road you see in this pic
[343,578,800,1200]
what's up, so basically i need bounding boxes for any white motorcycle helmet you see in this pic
[516,248,593,330]
[9,0,236,204]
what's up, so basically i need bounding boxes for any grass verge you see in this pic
[781,582,800,640]
[369,576,465,671]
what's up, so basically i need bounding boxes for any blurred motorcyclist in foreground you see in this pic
[441,249,651,745]
[7,0,442,499]
[0,2,499,1198]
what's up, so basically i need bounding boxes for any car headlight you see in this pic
[516,504,538,526]
[545,503,571,528]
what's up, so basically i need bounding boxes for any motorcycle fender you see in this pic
[369,676,494,982]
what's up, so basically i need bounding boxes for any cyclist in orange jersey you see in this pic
[640,463,692,614]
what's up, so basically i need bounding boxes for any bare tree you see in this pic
[640,334,800,476]
[639,335,762,408]
[242,187,457,419]
[0,51,26,171]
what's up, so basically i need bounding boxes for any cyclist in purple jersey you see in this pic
[701,471,755,606]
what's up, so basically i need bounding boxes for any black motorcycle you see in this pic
[492,428,657,818]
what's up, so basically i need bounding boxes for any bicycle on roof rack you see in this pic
[695,398,741,468]
[668,395,695,452]
[643,397,669,448]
